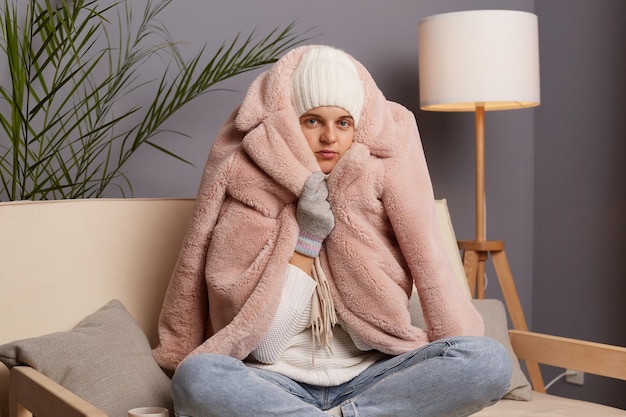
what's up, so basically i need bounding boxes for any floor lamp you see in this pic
[418,8,542,390]
[418,9,540,337]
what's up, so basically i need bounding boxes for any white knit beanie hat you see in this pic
[291,46,364,126]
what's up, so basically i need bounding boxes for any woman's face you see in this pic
[299,106,355,174]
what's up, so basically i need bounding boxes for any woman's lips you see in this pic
[317,150,337,159]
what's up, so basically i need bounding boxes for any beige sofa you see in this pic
[1,198,625,417]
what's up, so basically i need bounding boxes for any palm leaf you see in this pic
[0,0,312,200]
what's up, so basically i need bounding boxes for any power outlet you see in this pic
[566,369,585,386]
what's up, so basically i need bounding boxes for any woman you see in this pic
[153,45,511,417]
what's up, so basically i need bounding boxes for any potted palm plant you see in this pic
[0,0,309,200]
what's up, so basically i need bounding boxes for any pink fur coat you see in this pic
[153,45,483,372]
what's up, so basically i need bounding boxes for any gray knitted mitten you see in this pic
[295,172,335,258]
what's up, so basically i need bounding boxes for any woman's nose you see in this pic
[320,126,337,143]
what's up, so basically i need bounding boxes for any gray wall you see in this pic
[532,0,626,408]
[32,0,624,409]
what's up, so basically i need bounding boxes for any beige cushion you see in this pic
[0,198,194,417]
[0,198,194,345]
[0,300,173,417]
[472,392,626,416]
[434,199,471,297]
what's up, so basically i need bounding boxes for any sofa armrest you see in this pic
[9,366,107,417]
[509,330,626,381]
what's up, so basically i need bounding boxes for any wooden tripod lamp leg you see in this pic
[491,249,546,392]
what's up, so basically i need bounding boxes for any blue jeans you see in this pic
[171,336,511,417]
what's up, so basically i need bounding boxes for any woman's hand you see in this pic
[294,171,335,259]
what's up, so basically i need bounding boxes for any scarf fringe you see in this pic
[310,257,337,364]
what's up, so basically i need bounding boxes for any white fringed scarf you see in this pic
[310,257,337,360]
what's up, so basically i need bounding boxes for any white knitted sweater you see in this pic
[247,265,383,386]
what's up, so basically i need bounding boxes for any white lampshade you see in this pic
[418,10,540,111]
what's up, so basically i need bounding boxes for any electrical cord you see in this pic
[544,370,578,391]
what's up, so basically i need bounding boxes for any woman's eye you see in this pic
[338,119,351,128]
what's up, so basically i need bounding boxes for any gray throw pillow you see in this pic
[409,297,533,401]
[470,299,533,400]
[0,300,172,417]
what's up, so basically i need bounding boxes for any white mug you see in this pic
[128,407,169,417]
